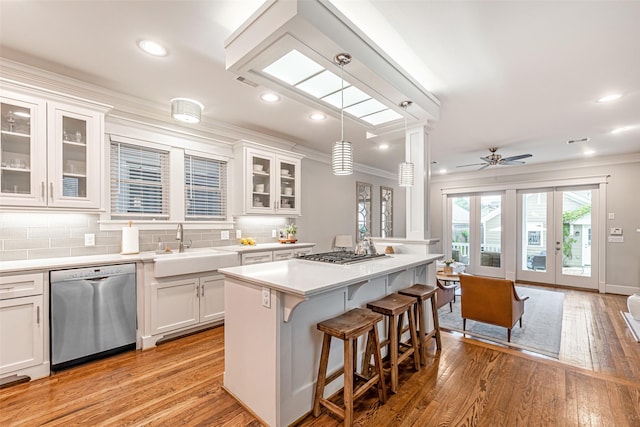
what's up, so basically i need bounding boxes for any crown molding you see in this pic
[295,144,396,180]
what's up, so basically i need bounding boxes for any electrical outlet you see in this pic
[272,229,277,238]
[221,230,229,240]
[236,229,242,238]
[84,233,95,247]
[262,287,271,308]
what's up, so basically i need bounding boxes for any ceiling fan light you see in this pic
[332,140,353,175]
[399,162,414,186]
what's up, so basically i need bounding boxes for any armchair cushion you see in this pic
[459,274,529,341]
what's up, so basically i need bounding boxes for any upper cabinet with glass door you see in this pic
[0,88,107,209]
[234,141,303,216]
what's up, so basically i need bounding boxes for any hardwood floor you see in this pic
[1,288,638,426]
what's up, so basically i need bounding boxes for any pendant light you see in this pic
[398,100,414,187]
[332,53,353,176]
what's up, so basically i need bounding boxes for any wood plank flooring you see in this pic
[1,287,638,426]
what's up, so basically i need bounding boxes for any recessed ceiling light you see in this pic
[260,93,280,103]
[138,39,167,57]
[378,143,389,150]
[611,126,633,134]
[583,150,595,156]
[596,93,623,103]
[309,113,326,121]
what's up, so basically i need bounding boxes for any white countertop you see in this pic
[218,253,442,298]
[0,252,153,274]
[215,242,315,253]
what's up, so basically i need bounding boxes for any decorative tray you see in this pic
[278,238,298,244]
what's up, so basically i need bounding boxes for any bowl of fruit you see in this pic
[239,238,256,246]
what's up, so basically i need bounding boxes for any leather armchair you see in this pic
[435,278,456,312]
[459,274,529,342]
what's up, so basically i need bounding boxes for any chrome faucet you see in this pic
[176,223,191,253]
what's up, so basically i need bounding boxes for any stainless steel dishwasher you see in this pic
[50,263,136,371]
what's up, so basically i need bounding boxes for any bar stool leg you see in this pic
[407,305,421,371]
[313,333,331,417]
[343,336,354,427]
[369,326,387,403]
[389,313,399,393]
[414,298,427,366]
[430,293,442,350]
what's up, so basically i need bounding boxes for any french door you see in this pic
[516,186,598,289]
[449,193,505,278]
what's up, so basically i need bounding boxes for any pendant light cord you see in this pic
[340,62,345,141]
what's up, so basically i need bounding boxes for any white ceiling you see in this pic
[1,1,639,174]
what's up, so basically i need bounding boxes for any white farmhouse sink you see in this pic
[154,248,239,277]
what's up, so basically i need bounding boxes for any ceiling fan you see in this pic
[456,147,532,170]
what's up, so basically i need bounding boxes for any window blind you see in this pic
[185,154,227,220]
[110,142,170,218]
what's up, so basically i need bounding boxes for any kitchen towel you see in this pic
[121,224,139,254]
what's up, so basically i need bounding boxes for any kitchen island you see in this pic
[218,253,442,426]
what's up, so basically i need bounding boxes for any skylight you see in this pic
[261,49,403,126]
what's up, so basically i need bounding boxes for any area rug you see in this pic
[438,285,564,358]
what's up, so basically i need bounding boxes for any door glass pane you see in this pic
[562,190,592,277]
[451,196,470,265]
[279,161,295,210]
[62,116,87,198]
[356,182,372,240]
[1,102,32,195]
[480,195,501,267]
[380,186,393,238]
[523,193,547,271]
[251,155,270,208]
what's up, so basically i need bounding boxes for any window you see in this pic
[528,230,541,245]
[185,154,227,220]
[380,186,393,238]
[110,142,169,218]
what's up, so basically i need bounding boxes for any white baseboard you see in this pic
[606,283,640,295]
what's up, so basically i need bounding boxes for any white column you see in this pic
[405,125,431,240]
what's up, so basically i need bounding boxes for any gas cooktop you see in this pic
[297,251,386,265]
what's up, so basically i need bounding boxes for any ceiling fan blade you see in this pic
[501,153,532,162]
[456,162,488,168]
[478,164,490,170]
[501,160,526,165]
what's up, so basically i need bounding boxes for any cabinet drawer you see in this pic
[241,251,274,265]
[273,250,294,261]
[294,247,313,256]
[0,273,44,300]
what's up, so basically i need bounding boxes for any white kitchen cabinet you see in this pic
[273,249,294,261]
[0,88,106,209]
[0,273,47,382]
[149,273,225,338]
[234,142,303,215]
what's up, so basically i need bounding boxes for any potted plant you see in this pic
[285,224,297,240]
[443,258,455,274]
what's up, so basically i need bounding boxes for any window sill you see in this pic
[99,219,235,231]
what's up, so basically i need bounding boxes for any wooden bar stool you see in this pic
[313,308,387,426]
[364,293,421,393]
[398,284,442,366]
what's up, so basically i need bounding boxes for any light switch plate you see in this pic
[608,236,624,243]
[608,212,615,220]
[236,229,242,238]
[272,229,277,238]
[221,230,229,240]
[610,227,623,235]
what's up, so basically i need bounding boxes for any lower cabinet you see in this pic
[0,273,48,382]
[149,274,224,337]
[241,246,314,264]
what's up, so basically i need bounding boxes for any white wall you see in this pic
[430,154,640,294]
[297,158,406,252]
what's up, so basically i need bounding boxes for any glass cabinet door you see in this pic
[0,95,46,206]
[48,104,102,208]
[278,159,296,212]
[248,151,273,212]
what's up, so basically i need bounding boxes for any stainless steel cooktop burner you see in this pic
[297,251,386,265]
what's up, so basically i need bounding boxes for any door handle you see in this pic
[555,241,561,252]
[201,283,205,298]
